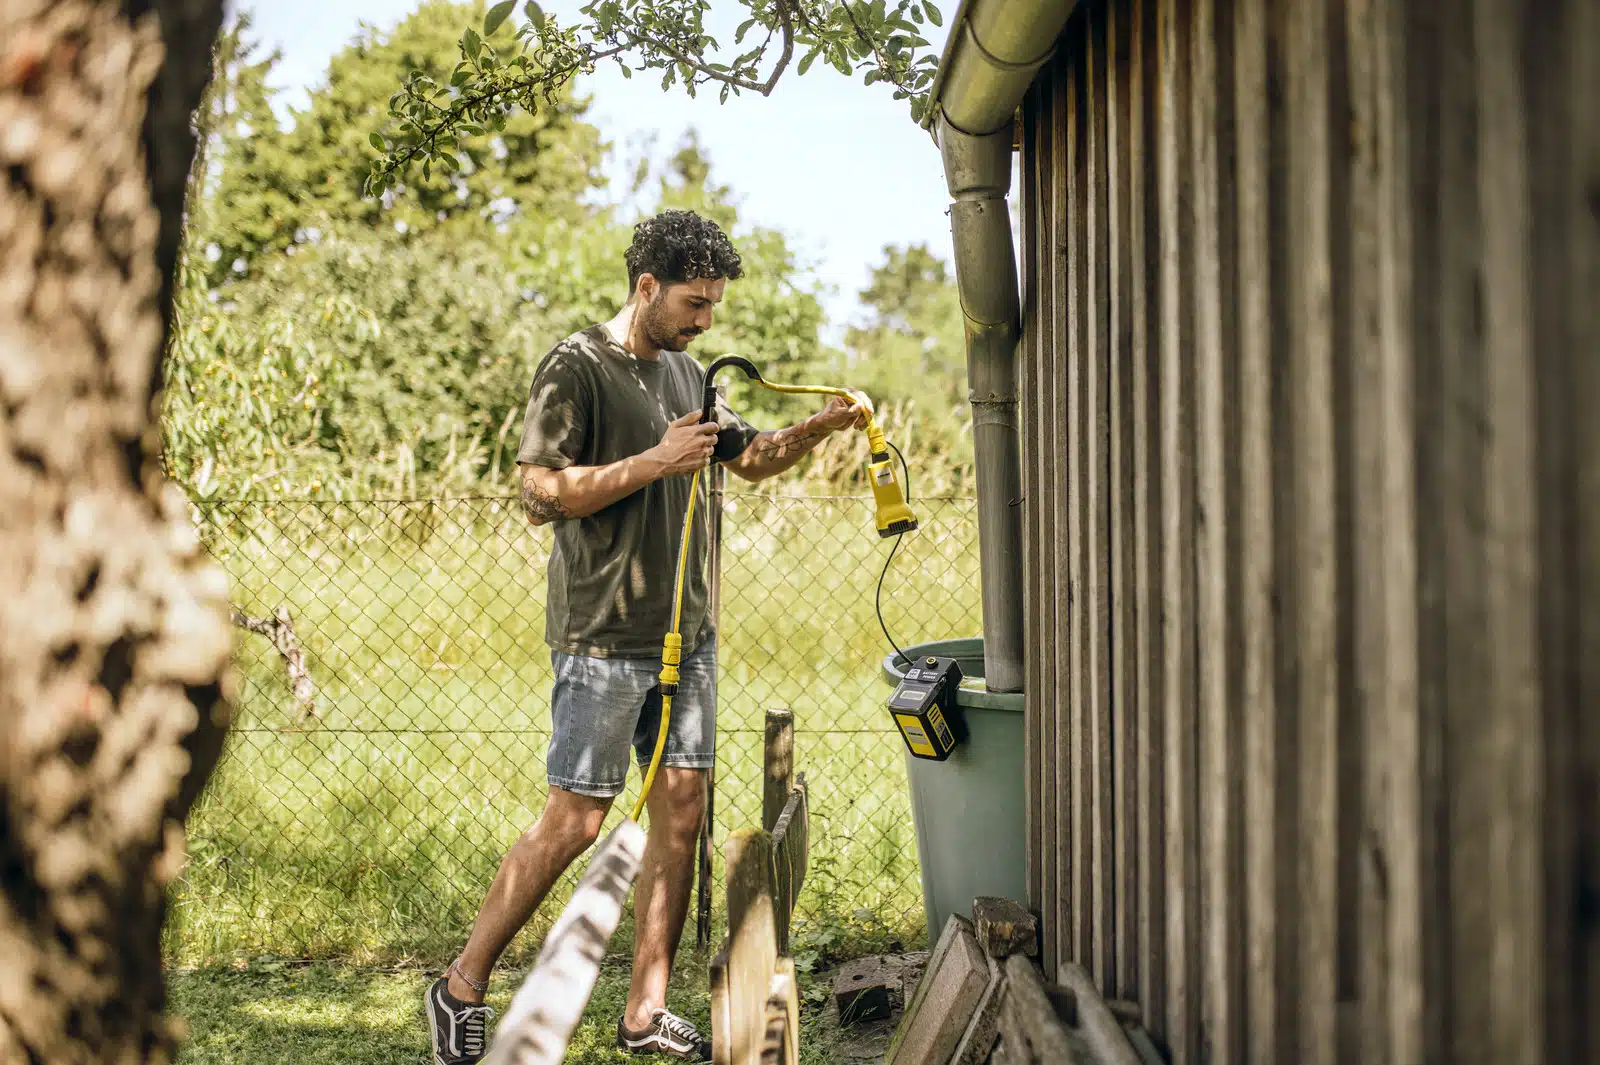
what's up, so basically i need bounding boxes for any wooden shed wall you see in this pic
[1014,0,1597,1062]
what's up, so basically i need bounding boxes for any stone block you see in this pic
[834,956,893,1025]
[972,897,1039,960]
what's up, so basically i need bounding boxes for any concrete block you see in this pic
[886,915,989,1065]
[834,956,893,1025]
[972,897,1038,960]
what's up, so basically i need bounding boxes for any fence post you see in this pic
[698,443,726,955]
[763,709,794,833]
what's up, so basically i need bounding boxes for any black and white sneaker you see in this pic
[616,1008,712,1061]
[425,976,494,1065]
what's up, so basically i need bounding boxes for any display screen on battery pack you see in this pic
[891,684,933,710]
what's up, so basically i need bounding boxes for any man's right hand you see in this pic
[648,409,719,477]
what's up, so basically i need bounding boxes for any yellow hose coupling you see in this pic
[658,633,683,691]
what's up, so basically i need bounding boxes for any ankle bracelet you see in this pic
[449,960,489,994]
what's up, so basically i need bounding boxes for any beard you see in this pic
[642,292,702,352]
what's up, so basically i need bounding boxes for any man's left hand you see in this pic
[815,393,870,433]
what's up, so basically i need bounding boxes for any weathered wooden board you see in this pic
[483,822,647,1065]
[769,775,808,956]
[995,955,1081,1065]
[720,828,776,1065]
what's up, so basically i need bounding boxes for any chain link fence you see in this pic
[165,486,982,968]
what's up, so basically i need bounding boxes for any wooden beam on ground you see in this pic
[1056,962,1142,1065]
[763,709,794,832]
[718,827,777,1065]
[994,954,1081,1065]
[483,821,647,1065]
[769,773,808,954]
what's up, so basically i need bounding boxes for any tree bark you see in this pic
[0,1,227,1061]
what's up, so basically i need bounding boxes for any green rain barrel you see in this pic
[881,637,1026,942]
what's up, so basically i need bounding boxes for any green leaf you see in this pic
[620,63,633,78]
[369,132,385,150]
[463,28,482,61]
[911,6,924,23]
[735,17,758,43]
[526,0,546,30]
[798,48,819,75]
[484,0,516,36]
[925,0,942,25]
[720,83,731,103]
[451,68,472,86]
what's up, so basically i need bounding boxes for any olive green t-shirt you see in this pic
[515,325,762,658]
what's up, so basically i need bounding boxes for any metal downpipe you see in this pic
[941,121,1024,693]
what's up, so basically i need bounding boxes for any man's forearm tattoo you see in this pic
[752,425,825,464]
[520,477,572,523]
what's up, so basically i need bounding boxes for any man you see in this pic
[425,209,866,1064]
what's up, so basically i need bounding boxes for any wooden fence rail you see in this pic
[483,822,647,1065]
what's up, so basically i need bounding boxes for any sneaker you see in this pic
[616,1008,712,1061]
[425,976,494,1065]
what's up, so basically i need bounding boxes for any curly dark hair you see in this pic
[624,209,744,294]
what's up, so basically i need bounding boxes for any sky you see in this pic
[226,0,961,330]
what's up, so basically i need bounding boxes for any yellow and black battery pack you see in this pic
[887,655,964,761]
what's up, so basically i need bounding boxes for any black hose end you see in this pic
[659,682,679,698]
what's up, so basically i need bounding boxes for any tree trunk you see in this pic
[0,1,227,1061]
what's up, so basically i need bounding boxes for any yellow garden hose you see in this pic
[629,364,917,822]
[629,462,702,822]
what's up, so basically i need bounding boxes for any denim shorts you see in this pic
[545,638,717,798]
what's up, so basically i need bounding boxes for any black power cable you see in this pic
[875,441,913,670]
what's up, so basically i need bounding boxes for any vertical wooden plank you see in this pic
[763,710,793,834]
[1234,0,1287,1061]
[1344,0,1431,1062]
[1054,32,1079,974]
[1473,2,1543,1059]
[1019,78,1048,975]
[1064,12,1089,972]
[1429,6,1496,1058]
[1283,1,1340,1061]
[1156,0,1199,1056]
[1559,4,1600,1057]
[1524,8,1578,1062]
[1106,0,1140,1005]
[1038,60,1066,977]
[1190,0,1244,1057]
[1397,4,1456,1057]
[1086,1,1115,992]
[1129,0,1167,1037]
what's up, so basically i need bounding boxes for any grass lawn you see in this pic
[165,493,978,1057]
[171,942,847,1063]
[170,953,760,1065]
